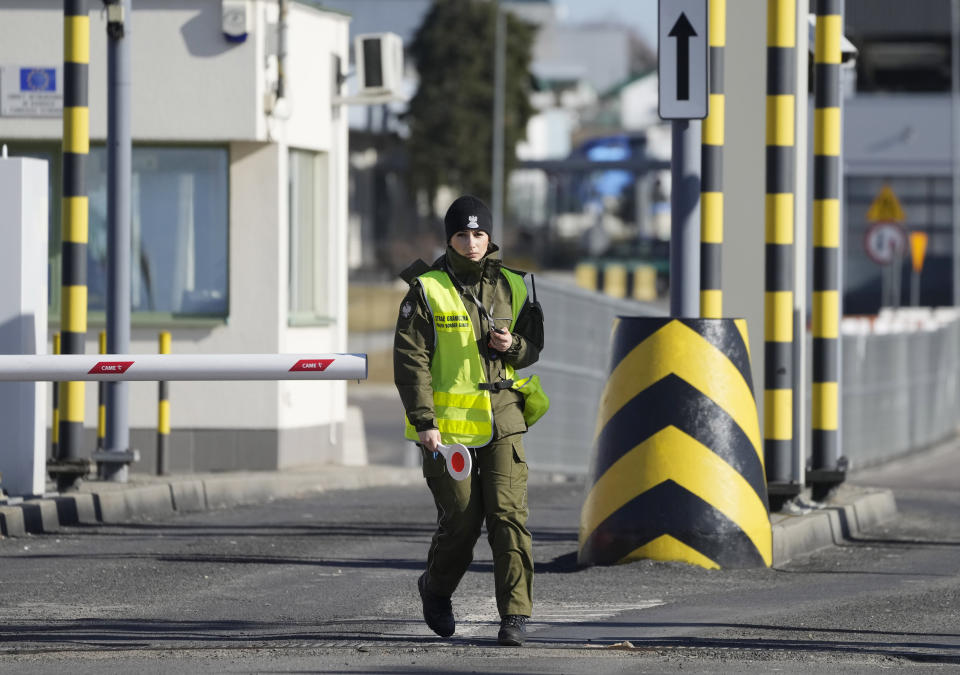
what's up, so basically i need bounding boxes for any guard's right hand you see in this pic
[487,327,513,353]
[418,428,441,453]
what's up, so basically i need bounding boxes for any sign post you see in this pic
[864,185,907,308]
[909,231,929,306]
[659,0,708,317]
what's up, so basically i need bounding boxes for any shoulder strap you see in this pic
[399,259,431,285]
[501,265,527,279]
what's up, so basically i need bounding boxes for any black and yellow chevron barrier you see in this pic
[578,318,771,569]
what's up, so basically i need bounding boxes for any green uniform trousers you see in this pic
[420,434,533,618]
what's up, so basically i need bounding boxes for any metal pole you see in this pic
[97,330,106,451]
[491,0,506,249]
[954,0,960,306]
[792,0,809,493]
[56,0,90,492]
[763,0,798,507]
[700,0,726,319]
[893,247,903,307]
[670,120,702,317]
[277,0,288,99]
[157,331,170,476]
[103,0,132,483]
[810,0,845,501]
[51,333,60,460]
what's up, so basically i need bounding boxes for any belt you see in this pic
[478,379,514,391]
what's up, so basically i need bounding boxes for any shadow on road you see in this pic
[2,617,958,666]
[540,631,960,665]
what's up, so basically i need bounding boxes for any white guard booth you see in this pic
[0,156,48,497]
[0,2,365,474]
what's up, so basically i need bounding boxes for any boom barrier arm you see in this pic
[0,354,367,382]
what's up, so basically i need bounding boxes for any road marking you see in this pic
[455,599,665,637]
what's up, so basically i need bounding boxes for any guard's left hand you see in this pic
[488,328,513,352]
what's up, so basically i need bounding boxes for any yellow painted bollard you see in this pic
[632,265,658,302]
[57,0,91,491]
[574,262,598,291]
[700,0,727,319]
[579,317,771,569]
[157,331,171,475]
[602,264,627,299]
[51,333,61,459]
[97,331,106,450]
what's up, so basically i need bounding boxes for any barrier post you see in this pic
[808,0,847,499]
[97,331,106,451]
[763,0,801,509]
[51,333,60,460]
[101,0,133,483]
[699,0,725,318]
[579,317,770,569]
[53,0,91,491]
[157,331,171,475]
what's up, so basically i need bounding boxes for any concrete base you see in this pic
[771,484,898,567]
[47,421,358,476]
[0,463,424,536]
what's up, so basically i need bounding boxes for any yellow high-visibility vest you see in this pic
[404,268,527,447]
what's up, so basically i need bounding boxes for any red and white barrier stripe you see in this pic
[0,354,367,382]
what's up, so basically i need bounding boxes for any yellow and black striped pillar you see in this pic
[157,331,171,475]
[809,0,845,499]
[700,0,725,319]
[763,0,797,496]
[51,333,61,459]
[58,0,89,475]
[579,318,771,569]
[97,331,107,450]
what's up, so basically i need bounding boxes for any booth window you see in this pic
[289,148,334,324]
[7,143,229,321]
[87,146,229,317]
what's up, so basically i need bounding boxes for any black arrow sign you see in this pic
[668,12,697,101]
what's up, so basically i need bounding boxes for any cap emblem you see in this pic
[467,215,479,229]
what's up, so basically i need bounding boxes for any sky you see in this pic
[556,0,658,45]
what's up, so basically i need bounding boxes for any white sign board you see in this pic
[1,65,63,117]
[864,221,907,265]
[658,0,708,120]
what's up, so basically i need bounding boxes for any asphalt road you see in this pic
[0,440,958,673]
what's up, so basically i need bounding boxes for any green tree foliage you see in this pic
[406,0,535,214]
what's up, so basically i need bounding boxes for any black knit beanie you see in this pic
[443,195,492,243]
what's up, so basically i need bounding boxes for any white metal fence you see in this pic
[518,277,663,473]
[839,308,960,469]
[522,282,960,476]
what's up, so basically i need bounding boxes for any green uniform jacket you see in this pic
[394,244,544,440]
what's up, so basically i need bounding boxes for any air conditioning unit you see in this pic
[354,32,403,97]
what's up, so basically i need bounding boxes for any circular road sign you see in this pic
[864,221,907,265]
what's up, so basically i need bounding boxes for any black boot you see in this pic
[418,573,455,637]
[497,614,527,646]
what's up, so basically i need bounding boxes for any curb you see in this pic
[2,468,898,570]
[0,465,424,538]
[771,484,898,566]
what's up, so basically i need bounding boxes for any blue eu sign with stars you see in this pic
[1,65,63,117]
[20,68,56,92]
